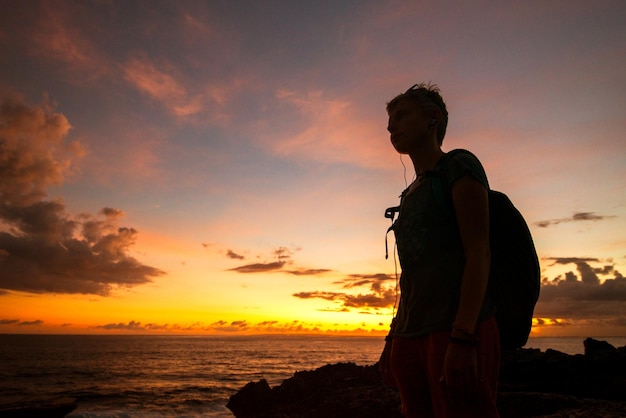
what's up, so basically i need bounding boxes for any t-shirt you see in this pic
[392,150,494,337]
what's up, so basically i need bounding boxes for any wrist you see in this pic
[451,324,476,339]
[450,325,478,346]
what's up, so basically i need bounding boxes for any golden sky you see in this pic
[1,0,625,338]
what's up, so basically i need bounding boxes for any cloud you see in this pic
[293,272,396,312]
[228,246,292,273]
[285,268,332,276]
[89,318,384,335]
[0,95,75,205]
[293,289,395,310]
[294,291,344,302]
[0,319,43,326]
[121,55,237,121]
[535,212,615,228]
[17,320,44,326]
[226,246,332,276]
[229,261,286,273]
[226,249,245,260]
[224,245,396,311]
[0,96,165,296]
[340,274,395,287]
[121,56,196,115]
[273,246,295,260]
[535,257,626,325]
[28,3,111,81]
[96,320,144,330]
[544,257,624,286]
[202,320,250,333]
[258,88,393,170]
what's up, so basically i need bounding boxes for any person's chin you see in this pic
[392,143,411,154]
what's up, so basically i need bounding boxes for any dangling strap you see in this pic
[383,187,408,259]
[385,224,394,259]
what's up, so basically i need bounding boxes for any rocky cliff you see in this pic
[227,338,626,418]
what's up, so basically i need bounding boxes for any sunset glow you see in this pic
[1,1,625,339]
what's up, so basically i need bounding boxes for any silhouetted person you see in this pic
[381,83,500,417]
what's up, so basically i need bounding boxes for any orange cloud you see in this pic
[225,245,332,276]
[28,3,110,81]
[0,319,44,327]
[80,319,385,335]
[230,261,286,273]
[120,55,238,121]
[0,96,165,296]
[0,94,75,205]
[531,257,626,334]
[535,212,616,228]
[260,88,394,170]
[293,272,396,312]
[226,249,245,260]
[122,56,190,109]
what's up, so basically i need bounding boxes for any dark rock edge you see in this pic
[227,338,626,418]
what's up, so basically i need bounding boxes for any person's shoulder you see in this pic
[445,149,489,187]
[446,149,483,168]
[447,148,478,160]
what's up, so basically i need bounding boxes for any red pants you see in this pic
[390,317,500,418]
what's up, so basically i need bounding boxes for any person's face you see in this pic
[387,98,430,154]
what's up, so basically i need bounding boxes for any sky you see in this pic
[0,0,625,338]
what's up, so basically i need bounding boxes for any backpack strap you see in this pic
[385,149,472,258]
[384,188,409,259]
[430,149,471,217]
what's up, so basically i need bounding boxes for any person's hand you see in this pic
[440,342,479,404]
[378,338,396,388]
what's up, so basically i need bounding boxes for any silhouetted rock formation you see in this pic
[228,338,626,418]
[0,397,77,418]
[499,339,626,401]
[227,362,402,418]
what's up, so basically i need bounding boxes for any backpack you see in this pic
[385,149,540,350]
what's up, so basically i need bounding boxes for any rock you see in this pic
[228,339,626,418]
[584,337,616,356]
[228,363,402,418]
[497,392,582,418]
[0,397,77,417]
[226,379,273,417]
[500,342,626,401]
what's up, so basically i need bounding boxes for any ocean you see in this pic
[1,334,625,417]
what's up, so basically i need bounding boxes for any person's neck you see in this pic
[409,146,445,177]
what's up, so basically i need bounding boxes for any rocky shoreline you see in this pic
[227,338,626,418]
[0,397,78,417]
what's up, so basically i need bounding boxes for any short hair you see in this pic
[386,83,449,144]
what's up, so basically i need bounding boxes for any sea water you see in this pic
[0,334,385,417]
[1,334,625,417]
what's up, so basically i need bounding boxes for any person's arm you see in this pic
[441,174,490,403]
[451,175,490,335]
